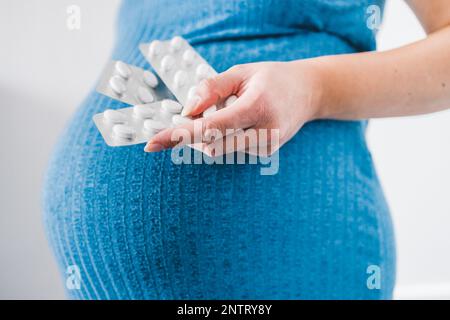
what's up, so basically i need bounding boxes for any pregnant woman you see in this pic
[43,0,450,299]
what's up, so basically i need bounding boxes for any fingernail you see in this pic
[144,142,164,152]
[182,96,201,117]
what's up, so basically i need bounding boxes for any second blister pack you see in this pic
[96,60,172,106]
[140,36,237,116]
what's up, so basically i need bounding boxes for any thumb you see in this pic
[182,65,244,117]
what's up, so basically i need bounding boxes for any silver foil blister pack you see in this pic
[96,60,171,106]
[93,100,186,147]
[140,36,237,116]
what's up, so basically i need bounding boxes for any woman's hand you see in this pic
[144,60,326,155]
[144,0,450,155]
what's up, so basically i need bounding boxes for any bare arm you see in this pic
[317,0,450,119]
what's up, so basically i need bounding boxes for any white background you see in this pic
[0,0,449,299]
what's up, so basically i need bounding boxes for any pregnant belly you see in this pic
[42,33,394,299]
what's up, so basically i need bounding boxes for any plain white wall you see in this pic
[0,0,120,299]
[0,0,448,299]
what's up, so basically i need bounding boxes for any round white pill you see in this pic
[113,124,136,141]
[172,114,193,126]
[148,40,162,57]
[187,86,198,100]
[103,109,127,125]
[162,99,183,114]
[115,61,132,79]
[203,105,217,118]
[109,75,127,95]
[225,95,238,107]
[137,86,154,104]
[143,119,167,133]
[143,71,158,88]
[170,36,184,52]
[133,104,156,119]
[173,70,188,88]
[161,55,175,73]
[196,64,212,81]
[182,49,196,66]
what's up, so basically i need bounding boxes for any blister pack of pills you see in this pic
[96,60,171,106]
[93,37,237,148]
[93,100,185,147]
[140,36,237,117]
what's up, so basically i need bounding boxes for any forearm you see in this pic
[309,25,450,120]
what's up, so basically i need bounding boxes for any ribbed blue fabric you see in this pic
[43,0,395,299]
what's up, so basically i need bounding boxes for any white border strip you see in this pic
[395,283,450,300]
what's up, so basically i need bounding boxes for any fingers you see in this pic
[201,91,258,139]
[182,65,244,117]
[144,120,200,152]
[205,129,253,156]
[145,91,258,152]
[205,127,281,157]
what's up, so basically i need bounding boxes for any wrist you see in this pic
[290,57,337,121]
[310,56,339,120]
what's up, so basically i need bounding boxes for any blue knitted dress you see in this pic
[43,0,395,299]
